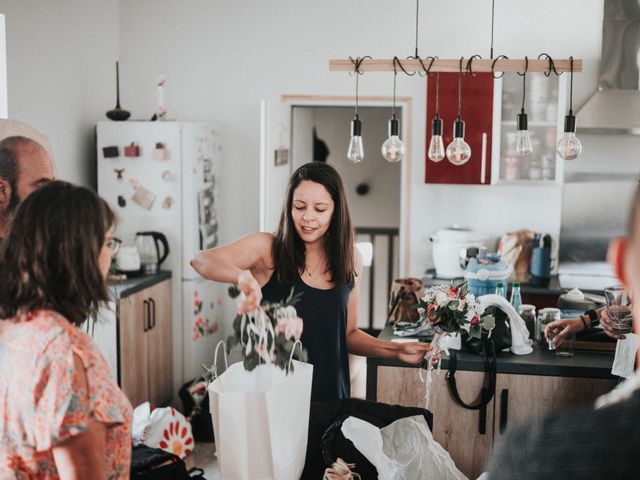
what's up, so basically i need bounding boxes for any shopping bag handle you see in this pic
[213,340,228,380]
[287,340,303,374]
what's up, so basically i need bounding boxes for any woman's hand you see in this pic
[599,308,626,339]
[545,318,583,347]
[395,342,434,365]
[236,270,262,313]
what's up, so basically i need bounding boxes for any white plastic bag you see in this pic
[131,402,194,458]
[342,415,467,480]
[208,343,313,480]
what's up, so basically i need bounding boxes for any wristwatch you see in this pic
[584,308,599,328]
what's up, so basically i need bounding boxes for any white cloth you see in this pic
[341,415,467,480]
[596,366,640,409]
[611,333,638,379]
[478,294,533,355]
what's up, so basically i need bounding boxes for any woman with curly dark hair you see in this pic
[0,180,132,479]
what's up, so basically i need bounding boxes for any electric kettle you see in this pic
[135,231,170,275]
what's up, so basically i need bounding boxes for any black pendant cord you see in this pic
[490,0,495,59]
[457,58,463,118]
[392,68,397,118]
[435,72,440,116]
[355,73,360,117]
[414,0,420,58]
[349,56,371,118]
[517,56,529,114]
[568,56,574,115]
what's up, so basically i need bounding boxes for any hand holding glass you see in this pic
[604,286,633,336]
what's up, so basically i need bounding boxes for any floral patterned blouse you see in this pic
[0,310,133,479]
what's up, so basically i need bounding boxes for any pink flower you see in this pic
[448,287,459,297]
[470,314,480,326]
[276,316,304,340]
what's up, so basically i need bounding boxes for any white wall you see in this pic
[0,14,7,118]
[1,0,119,185]
[2,0,606,328]
[116,0,604,279]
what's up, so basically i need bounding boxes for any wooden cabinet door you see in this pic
[494,374,617,438]
[147,280,173,405]
[118,289,150,407]
[377,366,493,480]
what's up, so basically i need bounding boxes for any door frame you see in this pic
[281,94,413,276]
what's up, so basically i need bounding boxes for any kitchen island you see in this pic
[368,325,617,479]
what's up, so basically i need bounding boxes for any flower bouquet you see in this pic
[415,282,495,405]
[225,285,308,372]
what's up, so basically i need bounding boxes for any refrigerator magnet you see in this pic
[124,142,140,157]
[161,170,175,182]
[131,185,156,210]
[114,168,125,181]
[103,146,119,158]
[162,195,174,209]
[153,142,167,160]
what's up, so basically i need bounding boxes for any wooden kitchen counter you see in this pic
[368,325,617,479]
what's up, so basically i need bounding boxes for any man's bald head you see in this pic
[0,136,55,237]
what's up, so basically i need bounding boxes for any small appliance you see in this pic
[136,231,169,275]
[430,226,490,279]
[115,246,141,273]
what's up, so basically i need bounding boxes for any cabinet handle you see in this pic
[478,387,488,435]
[149,298,156,329]
[143,299,150,332]
[499,389,509,434]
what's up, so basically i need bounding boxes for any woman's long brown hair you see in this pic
[273,162,355,287]
[0,181,115,326]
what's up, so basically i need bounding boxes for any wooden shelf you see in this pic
[329,58,582,73]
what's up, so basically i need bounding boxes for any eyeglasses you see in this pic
[106,237,122,255]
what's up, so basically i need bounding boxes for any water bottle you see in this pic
[495,282,506,298]
[510,281,522,313]
[530,234,551,287]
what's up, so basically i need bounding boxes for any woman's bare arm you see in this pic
[191,232,274,312]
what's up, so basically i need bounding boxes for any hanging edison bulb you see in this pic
[347,114,364,163]
[428,113,445,162]
[446,116,471,165]
[516,109,533,156]
[557,56,582,161]
[557,112,582,160]
[381,115,405,163]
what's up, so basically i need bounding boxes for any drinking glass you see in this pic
[604,286,633,336]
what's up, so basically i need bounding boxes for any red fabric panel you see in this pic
[425,73,494,184]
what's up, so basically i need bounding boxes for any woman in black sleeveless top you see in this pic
[191,162,432,401]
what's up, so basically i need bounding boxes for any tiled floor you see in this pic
[186,442,220,479]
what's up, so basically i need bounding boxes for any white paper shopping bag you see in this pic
[208,359,313,480]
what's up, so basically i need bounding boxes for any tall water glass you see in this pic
[604,286,633,336]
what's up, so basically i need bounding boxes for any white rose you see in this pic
[435,291,448,306]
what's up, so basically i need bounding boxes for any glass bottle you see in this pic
[519,304,536,339]
[510,282,522,313]
[495,282,506,298]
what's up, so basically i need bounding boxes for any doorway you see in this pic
[291,105,403,333]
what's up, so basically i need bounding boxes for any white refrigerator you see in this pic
[97,121,223,394]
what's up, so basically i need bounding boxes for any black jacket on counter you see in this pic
[487,389,640,479]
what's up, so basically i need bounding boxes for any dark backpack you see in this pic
[130,445,206,480]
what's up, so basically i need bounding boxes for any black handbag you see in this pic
[446,305,511,420]
[130,445,206,480]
